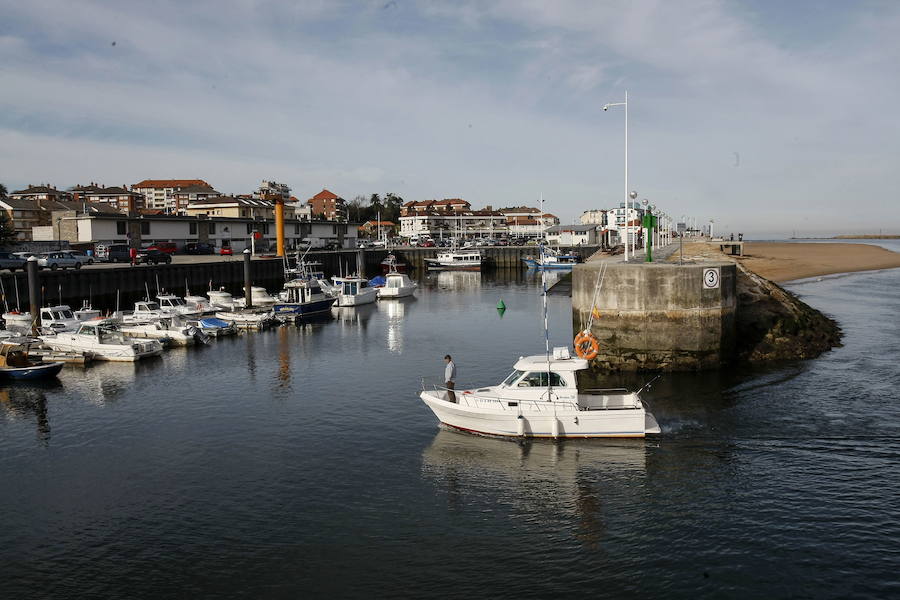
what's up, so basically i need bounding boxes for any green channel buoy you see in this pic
[496,299,506,310]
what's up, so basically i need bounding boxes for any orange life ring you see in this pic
[574,331,600,360]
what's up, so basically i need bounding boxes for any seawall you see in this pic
[571,261,737,371]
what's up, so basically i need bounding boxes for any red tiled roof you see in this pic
[310,189,340,201]
[133,179,210,189]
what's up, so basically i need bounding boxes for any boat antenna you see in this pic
[14,277,21,311]
[185,278,190,297]
[540,192,552,388]
[59,283,62,305]
[637,373,663,395]
[145,282,151,301]
[155,274,160,297]
[116,289,120,314]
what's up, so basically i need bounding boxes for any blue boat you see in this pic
[521,246,581,269]
[0,344,64,380]
[273,279,336,321]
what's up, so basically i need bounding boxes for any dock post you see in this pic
[26,257,41,333]
[243,249,253,309]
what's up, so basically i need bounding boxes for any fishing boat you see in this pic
[522,247,581,269]
[274,279,336,321]
[2,311,33,333]
[331,275,378,307]
[420,347,660,438]
[377,271,417,299]
[420,193,660,439]
[117,320,203,347]
[380,253,409,274]
[39,319,163,362]
[423,250,484,271]
[0,343,64,380]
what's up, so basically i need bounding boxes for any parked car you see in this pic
[147,242,177,254]
[13,251,37,260]
[220,247,233,256]
[183,242,215,255]
[58,250,92,265]
[38,252,82,270]
[420,240,436,247]
[102,244,133,263]
[136,249,172,265]
[0,251,27,272]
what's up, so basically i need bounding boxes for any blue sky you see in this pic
[1,0,898,235]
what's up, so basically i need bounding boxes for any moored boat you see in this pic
[39,319,163,362]
[424,250,484,271]
[332,275,378,307]
[377,271,417,299]
[0,343,64,380]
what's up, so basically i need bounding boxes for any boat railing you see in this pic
[420,378,583,412]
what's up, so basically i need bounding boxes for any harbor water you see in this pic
[1,265,899,598]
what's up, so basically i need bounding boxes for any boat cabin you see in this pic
[40,305,79,331]
[283,279,325,303]
[157,295,187,309]
[335,278,370,296]
[75,320,128,343]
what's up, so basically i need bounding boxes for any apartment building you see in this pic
[132,179,213,213]
[308,189,346,221]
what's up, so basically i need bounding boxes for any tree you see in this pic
[0,210,17,246]
[382,193,403,223]
[0,182,7,198]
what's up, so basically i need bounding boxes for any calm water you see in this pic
[2,265,899,599]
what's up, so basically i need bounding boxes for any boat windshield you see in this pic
[518,372,567,387]
[343,282,357,295]
[55,310,75,320]
[502,370,525,386]
[144,302,161,311]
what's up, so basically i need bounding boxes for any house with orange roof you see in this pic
[307,189,346,221]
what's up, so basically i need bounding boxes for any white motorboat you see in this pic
[273,279,336,321]
[125,300,167,323]
[74,301,102,321]
[117,320,202,346]
[207,289,235,310]
[3,311,34,333]
[184,294,215,315]
[157,293,202,317]
[214,308,275,330]
[39,319,163,362]
[424,250,484,271]
[234,287,278,308]
[332,275,378,307]
[38,305,80,332]
[522,246,581,269]
[377,272,417,299]
[419,347,661,438]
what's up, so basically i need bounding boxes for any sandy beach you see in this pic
[666,241,900,282]
[737,242,900,282]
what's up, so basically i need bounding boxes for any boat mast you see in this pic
[540,192,551,372]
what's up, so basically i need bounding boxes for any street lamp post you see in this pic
[604,92,631,261]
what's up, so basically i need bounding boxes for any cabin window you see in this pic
[41,311,51,320]
[343,282,357,295]
[146,302,160,310]
[80,325,96,336]
[518,372,566,387]
[502,370,525,386]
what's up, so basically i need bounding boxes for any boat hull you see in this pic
[335,292,378,307]
[377,286,415,298]
[522,259,576,269]
[420,390,657,438]
[273,298,336,319]
[0,361,64,380]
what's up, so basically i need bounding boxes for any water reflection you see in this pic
[67,361,158,405]
[429,271,482,291]
[0,383,54,443]
[332,304,377,328]
[422,429,647,547]
[378,297,417,354]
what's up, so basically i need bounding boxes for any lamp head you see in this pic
[603,104,609,111]
[629,190,638,200]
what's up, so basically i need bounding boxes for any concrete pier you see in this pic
[571,261,737,371]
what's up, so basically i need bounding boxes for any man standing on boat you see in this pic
[444,355,456,403]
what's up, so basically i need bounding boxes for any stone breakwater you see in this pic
[571,258,841,372]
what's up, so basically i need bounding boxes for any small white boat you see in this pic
[234,287,278,308]
[38,305,80,332]
[377,272,417,299]
[117,320,201,347]
[207,289,235,310]
[2,311,34,333]
[214,309,275,330]
[184,294,215,315]
[39,319,163,362]
[332,275,378,307]
[156,293,202,317]
[424,250,484,271]
[74,301,102,321]
[522,247,581,269]
[125,300,167,323]
[419,347,661,439]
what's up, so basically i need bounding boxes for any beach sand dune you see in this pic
[739,242,900,282]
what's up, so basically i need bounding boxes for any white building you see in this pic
[400,211,508,239]
[257,180,291,201]
[545,224,601,246]
[132,178,214,213]
[501,207,559,238]
[580,209,608,225]
[38,213,357,252]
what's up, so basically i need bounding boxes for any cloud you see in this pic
[0,0,899,233]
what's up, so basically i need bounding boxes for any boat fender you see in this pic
[516,415,525,437]
[574,331,600,360]
[551,418,560,439]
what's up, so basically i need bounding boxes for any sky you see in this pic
[1,0,899,236]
